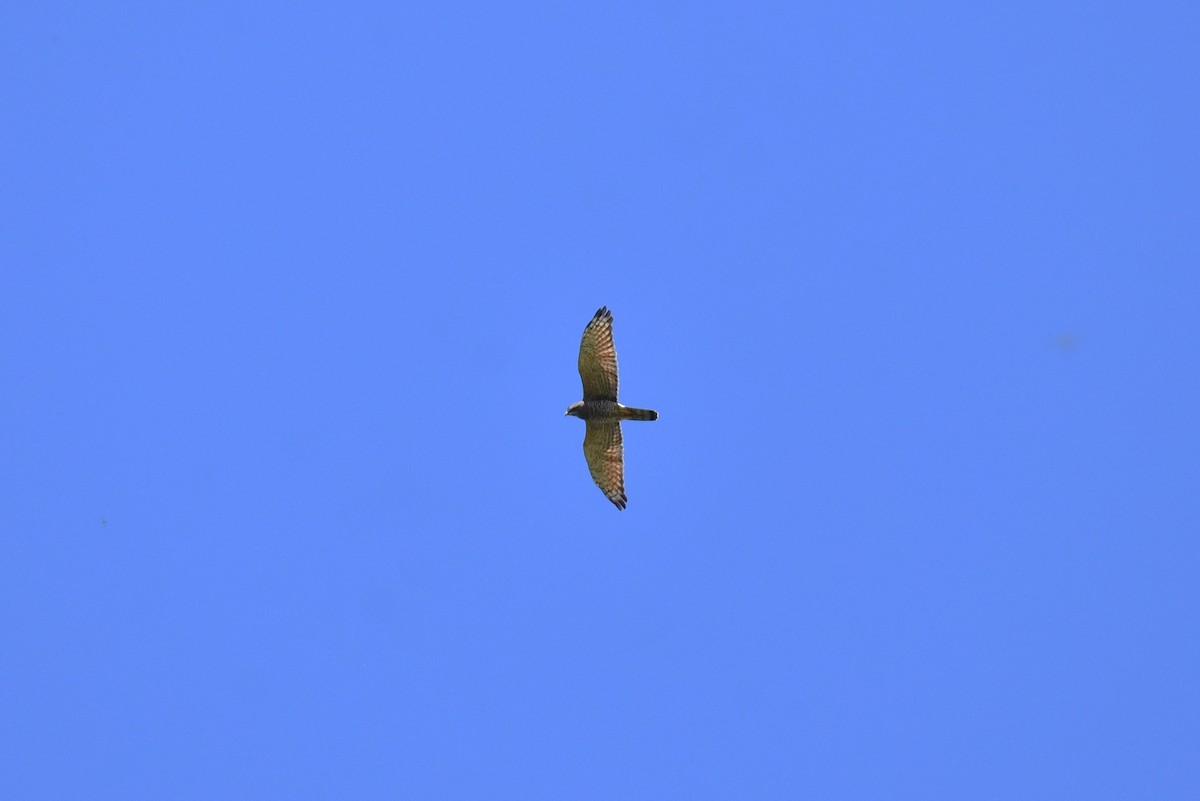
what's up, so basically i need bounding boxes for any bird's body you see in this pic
[566,307,658,509]
[565,399,658,422]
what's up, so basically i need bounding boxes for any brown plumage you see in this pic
[566,307,659,509]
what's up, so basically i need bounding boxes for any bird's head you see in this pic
[565,401,584,418]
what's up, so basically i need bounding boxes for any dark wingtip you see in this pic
[595,306,610,320]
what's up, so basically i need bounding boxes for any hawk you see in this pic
[565,306,659,509]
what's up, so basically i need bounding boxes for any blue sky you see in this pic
[3,2,1198,798]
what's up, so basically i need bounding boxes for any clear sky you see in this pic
[3,2,1198,798]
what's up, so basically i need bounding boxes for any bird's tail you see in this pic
[620,406,659,421]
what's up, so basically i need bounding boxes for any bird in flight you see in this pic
[566,307,658,509]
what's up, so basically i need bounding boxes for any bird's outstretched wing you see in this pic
[582,421,626,509]
[578,306,619,401]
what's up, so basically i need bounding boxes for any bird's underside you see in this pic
[566,307,658,510]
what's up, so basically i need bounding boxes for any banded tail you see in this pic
[619,406,659,421]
